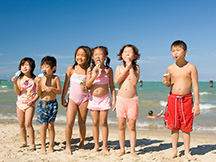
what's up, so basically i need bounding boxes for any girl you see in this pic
[11,57,38,150]
[61,46,91,154]
[86,46,116,153]
[114,44,140,157]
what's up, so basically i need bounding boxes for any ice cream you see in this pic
[38,72,46,77]
[163,73,169,78]
[15,71,21,80]
[126,56,130,61]
[96,60,100,68]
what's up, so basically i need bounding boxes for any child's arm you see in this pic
[35,77,42,96]
[191,65,200,116]
[86,66,99,88]
[27,94,39,106]
[108,68,116,110]
[51,76,62,95]
[114,66,129,85]
[11,76,21,95]
[129,65,140,86]
[61,66,72,107]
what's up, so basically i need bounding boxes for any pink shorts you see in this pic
[116,96,139,120]
[87,93,112,111]
[164,93,194,132]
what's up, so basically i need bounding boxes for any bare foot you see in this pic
[185,153,197,161]
[47,147,54,153]
[101,148,109,155]
[116,151,125,157]
[170,149,178,159]
[27,144,36,151]
[64,148,72,155]
[40,148,47,155]
[79,143,84,149]
[131,152,139,158]
[19,143,27,148]
[91,147,99,152]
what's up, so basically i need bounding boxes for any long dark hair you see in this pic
[72,46,92,71]
[91,46,110,70]
[18,57,36,79]
[117,44,140,71]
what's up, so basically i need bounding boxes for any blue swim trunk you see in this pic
[37,99,58,124]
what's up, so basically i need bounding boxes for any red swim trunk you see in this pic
[164,93,194,132]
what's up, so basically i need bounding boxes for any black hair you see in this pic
[171,40,187,51]
[72,46,92,71]
[18,57,36,79]
[148,110,153,116]
[117,44,140,71]
[91,46,110,70]
[41,56,57,73]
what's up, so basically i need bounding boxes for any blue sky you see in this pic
[0,0,216,81]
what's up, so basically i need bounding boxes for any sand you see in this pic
[0,122,215,162]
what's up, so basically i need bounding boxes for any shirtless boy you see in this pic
[162,40,200,160]
[35,56,62,154]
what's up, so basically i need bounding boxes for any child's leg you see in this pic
[48,122,55,152]
[171,130,179,158]
[16,107,27,147]
[65,100,78,154]
[90,110,100,151]
[128,119,137,156]
[40,123,48,154]
[77,101,88,148]
[100,110,109,151]
[182,131,195,160]
[25,107,35,150]
[117,117,126,156]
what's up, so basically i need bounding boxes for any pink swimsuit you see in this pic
[16,80,36,112]
[69,71,89,106]
[87,70,112,110]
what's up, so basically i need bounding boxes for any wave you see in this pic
[200,104,216,110]
[0,90,8,93]
[1,86,7,88]
[160,101,167,107]
[200,92,211,96]
[0,113,17,120]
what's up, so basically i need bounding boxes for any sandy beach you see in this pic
[0,122,215,162]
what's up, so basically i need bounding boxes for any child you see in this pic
[114,44,140,157]
[61,46,92,154]
[86,46,116,153]
[35,56,62,154]
[147,110,164,119]
[11,57,38,150]
[162,40,200,160]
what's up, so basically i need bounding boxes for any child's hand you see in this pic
[35,77,41,85]
[126,61,132,70]
[27,101,34,107]
[92,66,99,76]
[112,102,116,111]
[44,86,53,92]
[81,86,88,92]
[11,76,17,83]
[193,105,200,117]
[61,98,68,107]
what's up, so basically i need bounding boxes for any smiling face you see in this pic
[20,61,31,75]
[75,48,87,66]
[171,45,187,61]
[122,47,135,62]
[93,48,107,65]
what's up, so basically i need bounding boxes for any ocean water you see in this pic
[0,81,216,134]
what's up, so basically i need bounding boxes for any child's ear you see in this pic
[184,50,188,56]
[52,66,56,72]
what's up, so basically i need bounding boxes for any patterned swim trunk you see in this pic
[37,99,58,124]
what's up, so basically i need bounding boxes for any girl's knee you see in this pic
[100,120,108,127]
[118,123,126,130]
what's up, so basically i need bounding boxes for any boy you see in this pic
[35,56,62,154]
[162,40,200,160]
